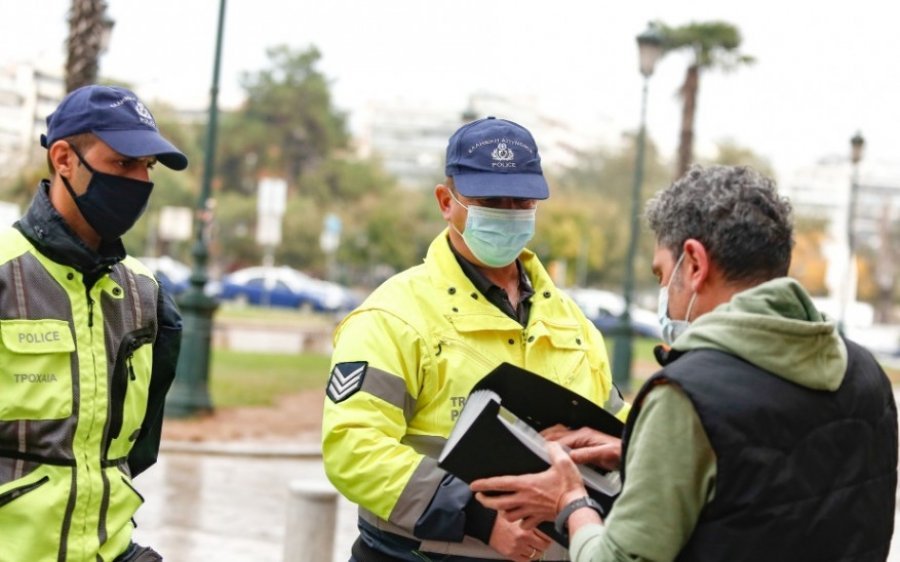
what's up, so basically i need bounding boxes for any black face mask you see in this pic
[61,143,154,241]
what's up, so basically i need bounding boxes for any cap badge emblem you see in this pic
[133,101,157,129]
[491,142,515,162]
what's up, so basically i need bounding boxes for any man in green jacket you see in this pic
[0,85,188,561]
[323,116,629,561]
[472,165,898,561]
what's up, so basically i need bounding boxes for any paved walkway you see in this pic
[132,445,357,561]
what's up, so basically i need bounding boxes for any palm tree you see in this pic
[657,21,754,179]
[65,0,113,92]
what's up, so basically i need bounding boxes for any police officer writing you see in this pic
[471,165,898,562]
[0,85,188,562]
[322,117,629,562]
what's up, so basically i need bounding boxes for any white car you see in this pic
[564,287,661,339]
[137,255,191,295]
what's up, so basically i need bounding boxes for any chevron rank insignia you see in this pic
[327,362,368,403]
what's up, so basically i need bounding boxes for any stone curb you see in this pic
[160,439,322,458]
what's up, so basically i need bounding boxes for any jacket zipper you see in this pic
[106,325,156,449]
[86,291,94,328]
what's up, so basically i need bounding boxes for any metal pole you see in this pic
[838,159,861,335]
[838,133,864,335]
[611,76,650,392]
[166,0,226,417]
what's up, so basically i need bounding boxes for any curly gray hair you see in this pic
[645,165,794,284]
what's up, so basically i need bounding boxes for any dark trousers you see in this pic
[350,536,536,562]
[113,542,163,562]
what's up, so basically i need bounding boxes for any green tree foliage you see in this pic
[201,44,442,281]
[550,132,670,293]
[790,216,829,296]
[208,192,259,270]
[338,189,443,286]
[705,139,776,180]
[0,167,45,207]
[656,20,754,178]
[122,103,204,261]
[217,45,349,192]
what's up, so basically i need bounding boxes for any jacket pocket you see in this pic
[0,467,70,562]
[0,474,49,508]
[107,326,155,451]
[0,319,75,420]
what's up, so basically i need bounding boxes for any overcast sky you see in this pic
[2,0,896,182]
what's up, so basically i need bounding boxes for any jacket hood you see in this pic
[674,277,847,391]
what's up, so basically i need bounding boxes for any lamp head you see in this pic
[637,23,665,78]
[850,131,865,164]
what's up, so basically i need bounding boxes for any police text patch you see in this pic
[327,362,368,403]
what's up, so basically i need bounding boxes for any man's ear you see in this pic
[48,141,76,177]
[435,183,453,220]
[682,239,710,292]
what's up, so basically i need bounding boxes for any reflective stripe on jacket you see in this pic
[0,227,160,562]
[322,231,627,559]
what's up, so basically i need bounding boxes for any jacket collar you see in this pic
[15,180,126,279]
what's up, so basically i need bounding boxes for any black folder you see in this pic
[438,362,625,546]
[470,362,624,437]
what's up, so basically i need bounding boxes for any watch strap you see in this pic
[554,496,604,535]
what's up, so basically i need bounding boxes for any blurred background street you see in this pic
[2,1,900,560]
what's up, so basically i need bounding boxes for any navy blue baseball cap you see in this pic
[40,85,188,171]
[445,116,549,200]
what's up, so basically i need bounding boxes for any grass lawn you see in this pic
[209,348,331,408]
[215,302,338,328]
[205,327,900,409]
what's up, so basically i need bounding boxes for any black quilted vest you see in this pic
[623,341,897,562]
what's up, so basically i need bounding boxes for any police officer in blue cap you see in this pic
[0,84,188,562]
[323,116,629,562]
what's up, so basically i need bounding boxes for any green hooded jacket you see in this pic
[570,277,850,562]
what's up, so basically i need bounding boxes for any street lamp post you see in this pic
[838,131,865,334]
[166,0,227,418]
[611,23,664,392]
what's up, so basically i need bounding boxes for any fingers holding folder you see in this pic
[471,442,594,530]
[541,424,623,471]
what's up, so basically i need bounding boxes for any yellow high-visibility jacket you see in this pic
[322,231,628,560]
[0,184,180,561]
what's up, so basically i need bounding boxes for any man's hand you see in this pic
[472,442,589,529]
[541,425,622,470]
[487,515,553,562]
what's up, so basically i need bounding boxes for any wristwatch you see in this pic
[554,496,604,535]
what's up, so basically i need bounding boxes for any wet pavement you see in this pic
[134,389,900,562]
[131,445,357,561]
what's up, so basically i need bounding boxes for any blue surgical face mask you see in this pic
[657,252,697,345]
[449,190,536,268]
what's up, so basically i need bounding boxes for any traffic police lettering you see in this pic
[450,395,467,421]
[18,331,61,344]
[14,373,59,383]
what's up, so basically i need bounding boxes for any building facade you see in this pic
[782,157,900,325]
[0,62,65,178]
[355,92,614,189]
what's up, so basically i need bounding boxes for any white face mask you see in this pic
[657,252,697,345]
[448,190,536,268]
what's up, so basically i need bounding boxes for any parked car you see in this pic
[564,287,661,340]
[137,255,191,296]
[219,266,360,313]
